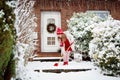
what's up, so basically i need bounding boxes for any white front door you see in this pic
[41,11,61,52]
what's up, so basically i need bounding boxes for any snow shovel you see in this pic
[54,57,62,66]
[54,42,74,66]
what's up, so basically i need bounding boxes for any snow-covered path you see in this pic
[23,61,120,80]
[28,61,95,70]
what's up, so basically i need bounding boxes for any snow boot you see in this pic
[63,61,68,65]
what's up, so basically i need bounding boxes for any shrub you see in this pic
[0,0,16,79]
[67,12,108,52]
[90,20,120,76]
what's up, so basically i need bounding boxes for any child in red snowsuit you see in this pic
[57,28,72,65]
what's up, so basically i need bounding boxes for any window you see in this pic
[47,18,55,24]
[47,37,55,45]
[87,10,110,19]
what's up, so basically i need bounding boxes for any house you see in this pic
[33,0,120,57]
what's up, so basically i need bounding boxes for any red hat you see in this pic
[56,27,64,35]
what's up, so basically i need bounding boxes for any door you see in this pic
[41,11,61,52]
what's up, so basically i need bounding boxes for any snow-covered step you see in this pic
[32,57,63,62]
[35,68,92,73]
[32,61,95,73]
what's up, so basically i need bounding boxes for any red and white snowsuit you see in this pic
[57,28,73,65]
[61,38,72,65]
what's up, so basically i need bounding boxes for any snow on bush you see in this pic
[13,0,37,79]
[67,11,119,76]
[89,20,120,76]
[67,12,110,52]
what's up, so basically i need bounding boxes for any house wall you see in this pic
[33,0,120,55]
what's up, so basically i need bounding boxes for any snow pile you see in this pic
[89,20,120,76]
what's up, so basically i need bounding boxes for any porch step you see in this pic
[32,57,63,62]
[43,68,92,73]
[34,68,92,73]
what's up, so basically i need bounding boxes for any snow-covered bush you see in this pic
[89,20,120,76]
[67,12,109,52]
[67,11,119,76]
[13,0,37,79]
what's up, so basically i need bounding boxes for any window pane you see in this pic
[47,41,51,45]
[47,37,51,40]
[52,41,55,45]
[47,18,55,24]
[52,37,55,40]
[47,37,55,45]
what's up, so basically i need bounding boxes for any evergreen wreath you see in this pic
[47,23,56,33]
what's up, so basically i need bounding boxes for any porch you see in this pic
[35,52,61,57]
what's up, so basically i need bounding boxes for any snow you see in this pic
[27,61,95,70]
[0,9,4,18]
[12,60,120,80]
[12,1,120,80]
[14,0,38,79]
[6,1,16,8]
[89,20,120,58]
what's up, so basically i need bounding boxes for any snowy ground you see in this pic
[23,60,120,80]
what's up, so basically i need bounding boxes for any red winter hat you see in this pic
[56,27,64,35]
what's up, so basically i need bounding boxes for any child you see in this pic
[56,28,73,65]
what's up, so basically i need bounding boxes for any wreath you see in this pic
[47,23,56,33]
